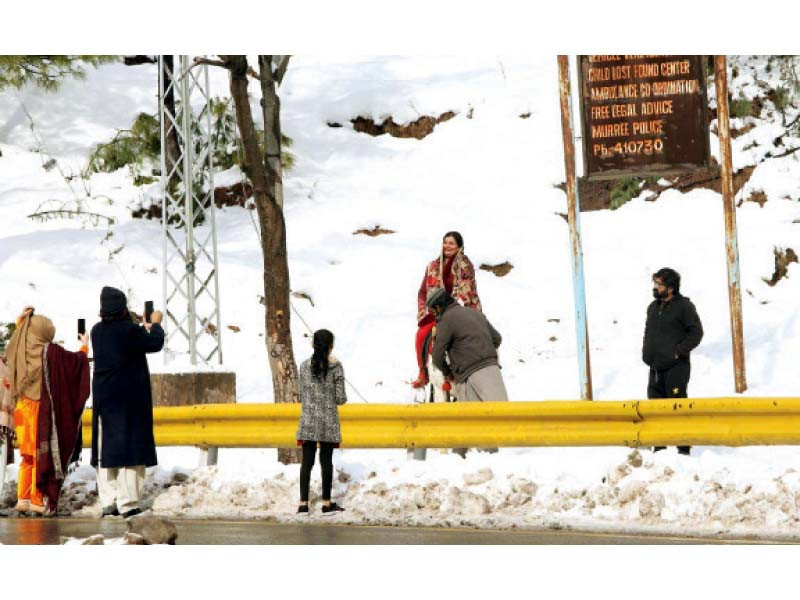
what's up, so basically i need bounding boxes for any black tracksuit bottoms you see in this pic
[300,441,336,502]
[648,360,691,454]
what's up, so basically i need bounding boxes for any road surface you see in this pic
[0,517,785,545]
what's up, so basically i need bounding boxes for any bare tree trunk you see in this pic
[259,55,286,208]
[223,55,300,464]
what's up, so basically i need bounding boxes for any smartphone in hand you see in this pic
[78,318,86,340]
[144,301,154,324]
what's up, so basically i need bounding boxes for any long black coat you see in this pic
[90,320,164,468]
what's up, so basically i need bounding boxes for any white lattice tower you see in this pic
[158,55,223,366]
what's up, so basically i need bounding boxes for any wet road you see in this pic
[0,517,785,545]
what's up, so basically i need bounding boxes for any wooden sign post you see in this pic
[557,55,593,401]
[558,54,747,395]
[713,55,747,393]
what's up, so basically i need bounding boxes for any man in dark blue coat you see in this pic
[642,268,703,456]
[90,286,164,517]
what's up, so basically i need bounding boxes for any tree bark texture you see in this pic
[223,55,300,464]
[258,56,286,210]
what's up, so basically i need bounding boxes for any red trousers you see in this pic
[415,319,436,371]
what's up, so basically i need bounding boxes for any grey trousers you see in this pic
[453,364,508,456]
[454,364,508,402]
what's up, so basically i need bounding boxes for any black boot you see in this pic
[321,502,345,514]
[677,446,691,456]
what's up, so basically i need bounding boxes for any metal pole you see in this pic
[180,56,198,366]
[557,55,593,400]
[158,56,170,366]
[204,63,224,366]
[714,55,747,393]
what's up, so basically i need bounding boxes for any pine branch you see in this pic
[28,209,116,226]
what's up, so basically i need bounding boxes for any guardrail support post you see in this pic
[407,448,427,461]
[199,447,219,466]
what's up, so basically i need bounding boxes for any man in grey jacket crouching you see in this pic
[428,288,508,403]
[427,288,508,457]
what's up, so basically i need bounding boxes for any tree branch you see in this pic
[193,56,229,70]
[273,55,291,86]
[193,56,261,80]
[774,145,800,158]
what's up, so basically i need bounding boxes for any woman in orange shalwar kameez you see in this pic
[6,307,90,516]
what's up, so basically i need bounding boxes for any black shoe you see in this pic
[297,505,309,514]
[122,508,142,518]
[321,503,345,514]
[652,446,666,453]
[102,505,120,517]
[677,446,691,456]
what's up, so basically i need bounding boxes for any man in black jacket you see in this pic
[642,268,703,455]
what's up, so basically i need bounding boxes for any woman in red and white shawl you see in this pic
[6,307,90,515]
[411,231,482,388]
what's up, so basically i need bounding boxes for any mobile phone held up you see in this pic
[78,318,86,341]
[145,301,154,324]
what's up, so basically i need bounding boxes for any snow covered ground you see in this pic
[1,55,800,538]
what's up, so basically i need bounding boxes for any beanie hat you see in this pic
[100,286,128,317]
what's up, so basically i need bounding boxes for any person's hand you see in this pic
[79,333,89,347]
[19,306,34,320]
[150,310,163,325]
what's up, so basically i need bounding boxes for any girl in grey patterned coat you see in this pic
[296,329,347,514]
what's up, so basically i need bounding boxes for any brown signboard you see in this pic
[578,55,711,180]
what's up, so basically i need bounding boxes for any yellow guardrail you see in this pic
[81,397,800,449]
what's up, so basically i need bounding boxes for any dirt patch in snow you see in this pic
[353,225,395,237]
[131,183,254,220]
[764,247,798,287]
[480,262,514,277]
[560,160,757,212]
[746,189,768,207]
[346,111,457,140]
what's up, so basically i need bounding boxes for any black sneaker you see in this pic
[297,505,309,514]
[321,503,345,515]
[122,508,142,518]
[102,505,120,517]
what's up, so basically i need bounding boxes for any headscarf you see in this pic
[6,314,56,402]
